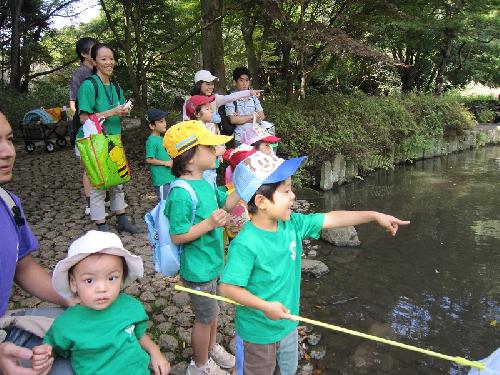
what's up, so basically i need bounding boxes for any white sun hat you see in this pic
[52,230,144,300]
[194,69,218,83]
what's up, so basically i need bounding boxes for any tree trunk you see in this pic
[241,12,261,87]
[121,1,142,107]
[200,0,226,91]
[281,41,293,103]
[434,30,454,96]
[9,0,23,91]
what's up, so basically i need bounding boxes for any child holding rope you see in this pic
[219,152,409,375]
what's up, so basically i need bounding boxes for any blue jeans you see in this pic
[4,308,74,374]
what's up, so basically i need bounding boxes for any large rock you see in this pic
[301,259,329,278]
[321,226,360,247]
[320,154,346,190]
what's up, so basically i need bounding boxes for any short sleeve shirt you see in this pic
[145,135,174,186]
[225,95,264,139]
[69,63,93,101]
[220,213,324,344]
[0,191,38,316]
[77,75,125,137]
[164,179,227,282]
[43,293,150,375]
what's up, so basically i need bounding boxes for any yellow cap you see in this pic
[163,120,233,158]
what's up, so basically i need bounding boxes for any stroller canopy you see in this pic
[22,109,56,126]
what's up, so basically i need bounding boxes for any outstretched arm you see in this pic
[219,283,291,321]
[139,334,170,375]
[323,211,410,236]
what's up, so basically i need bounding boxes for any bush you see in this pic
[265,93,476,186]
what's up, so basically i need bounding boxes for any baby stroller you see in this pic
[21,108,69,152]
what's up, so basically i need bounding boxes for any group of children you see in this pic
[33,67,409,375]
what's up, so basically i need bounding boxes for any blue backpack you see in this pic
[144,180,198,276]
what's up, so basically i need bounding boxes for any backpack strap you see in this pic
[168,180,198,223]
[0,187,25,227]
[86,76,121,101]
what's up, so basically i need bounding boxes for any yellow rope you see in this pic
[174,285,485,370]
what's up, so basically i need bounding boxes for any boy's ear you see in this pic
[254,194,269,210]
[69,273,78,295]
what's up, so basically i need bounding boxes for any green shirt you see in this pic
[145,134,174,186]
[220,212,325,344]
[77,75,125,138]
[43,293,150,375]
[164,179,227,282]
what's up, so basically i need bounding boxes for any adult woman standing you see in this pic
[77,43,139,234]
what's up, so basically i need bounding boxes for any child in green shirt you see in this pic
[31,231,170,375]
[163,120,241,375]
[219,151,410,375]
[145,108,174,201]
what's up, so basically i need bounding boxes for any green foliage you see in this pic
[267,93,476,185]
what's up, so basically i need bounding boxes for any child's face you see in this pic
[192,145,217,171]
[256,141,273,155]
[151,118,167,134]
[262,177,295,221]
[200,81,214,96]
[69,253,124,311]
[196,104,213,123]
[235,74,250,91]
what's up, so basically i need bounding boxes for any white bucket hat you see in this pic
[194,69,218,83]
[52,230,144,300]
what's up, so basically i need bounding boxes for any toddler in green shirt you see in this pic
[219,151,410,375]
[31,230,170,375]
[163,121,241,375]
[145,108,174,202]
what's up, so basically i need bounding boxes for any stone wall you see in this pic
[320,126,500,190]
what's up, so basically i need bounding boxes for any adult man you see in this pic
[0,111,72,375]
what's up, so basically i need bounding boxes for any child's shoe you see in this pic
[186,358,228,375]
[85,206,90,215]
[116,214,141,234]
[210,343,235,369]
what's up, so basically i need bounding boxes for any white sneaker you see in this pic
[210,343,235,369]
[186,358,229,375]
[85,206,90,215]
[104,200,111,208]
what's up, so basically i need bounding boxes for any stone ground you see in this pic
[6,122,324,374]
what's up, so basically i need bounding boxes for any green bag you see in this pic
[77,133,131,189]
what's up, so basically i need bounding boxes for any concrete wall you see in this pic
[320,126,500,190]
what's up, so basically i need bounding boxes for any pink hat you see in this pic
[240,126,281,146]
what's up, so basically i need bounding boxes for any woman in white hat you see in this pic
[31,231,170,375]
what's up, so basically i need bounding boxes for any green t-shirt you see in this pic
[43,293,150,375]
[164,179,227,282]
[77,75,125,138]
[220,212,325,344]
[145,134,174,186]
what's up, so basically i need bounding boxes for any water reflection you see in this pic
[299,146,500,374]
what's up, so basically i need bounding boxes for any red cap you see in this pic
[185,95,215,119]
[223,144,257,169]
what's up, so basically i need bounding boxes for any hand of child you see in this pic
[114,104,129,117]
[149,350,170,375]
[263,301,291,320]
[208,209,227,229]
[31,344,53,373]
[374,213,410,236]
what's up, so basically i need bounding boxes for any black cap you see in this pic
[146,108,168,122]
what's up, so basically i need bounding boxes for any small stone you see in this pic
[298,363,314,375]
[157,321,172,332]
[159,334,179,352]
[182,347,193,359]
[310,346,326,360]
[153,314,166,323]
[162,306,180,317]
[172,292,190,307]
[124,284,140,296]
[176,312,192,327]
[177,327,192,345]
[140,290,156,302]
[307,333,321,346]
[169,362,188,375]
[308,250,317,257]
[301,259,329,278]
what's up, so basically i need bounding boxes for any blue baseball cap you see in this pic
[233,151,307,202]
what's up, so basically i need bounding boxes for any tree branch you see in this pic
[27,58,77,79]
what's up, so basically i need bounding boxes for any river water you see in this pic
[299,145,500,374]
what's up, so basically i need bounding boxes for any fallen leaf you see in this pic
[490,320,497,327]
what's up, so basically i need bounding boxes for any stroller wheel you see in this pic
[25,142,35,153]
[45,141,55,153]
[56,137,67,148]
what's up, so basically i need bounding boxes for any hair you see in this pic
[76,37,98,62]
[171,146,198,177]
[247,181,282,214]
[190,81,204,96]
[233,67,251,82]
[90,43,117,74]
[189,104,205,120]
[251,140,265,150]
[68,253,129,280]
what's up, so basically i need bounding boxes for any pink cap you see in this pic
[240,126,281,146]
